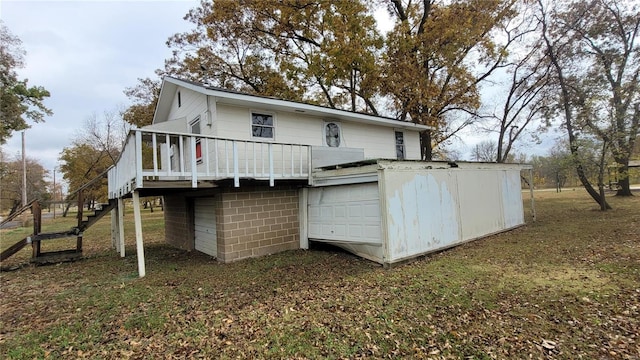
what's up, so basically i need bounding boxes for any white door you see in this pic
[194,197,217,257]
[308,183,382,245]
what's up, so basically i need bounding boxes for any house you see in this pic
[108,77,533,277]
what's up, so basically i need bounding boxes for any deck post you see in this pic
[32,201,41,258]
[233,141,239,187]
[110,206,117,250]
[76,190,84,253]
[190,136,198,188]
[299,188,308,249]
[268,143,274,187]
[135,130,143,188]
[528,168,536,223]
[132,191,146,277]
[118,197,125,257]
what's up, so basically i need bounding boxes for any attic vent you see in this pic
[178,91,182,107]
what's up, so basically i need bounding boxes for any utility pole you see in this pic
[53,166,56,219]
[21,131,27,207]
[21,131,29,227]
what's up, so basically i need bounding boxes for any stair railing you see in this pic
[0,199,38,228]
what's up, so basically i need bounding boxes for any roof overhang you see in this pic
[153,77,433,132]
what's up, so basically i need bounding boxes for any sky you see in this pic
[1,0,199,177]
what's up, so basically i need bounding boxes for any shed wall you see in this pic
[382,166,525,263]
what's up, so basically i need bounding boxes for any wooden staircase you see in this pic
[1,170,114,265]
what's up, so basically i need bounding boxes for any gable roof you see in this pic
[153,76,432,132]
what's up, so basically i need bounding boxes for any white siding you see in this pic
[194,197,217,257]
[216,104,252,140]
[214,103,421,161]
[164,88,209,135]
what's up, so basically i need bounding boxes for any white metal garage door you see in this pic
[194,197,217,257]
[308,183,382,245]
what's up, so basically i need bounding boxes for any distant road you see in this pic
[0,212,55,230]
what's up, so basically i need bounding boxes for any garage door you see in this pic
[194,197,217,257]
[308,183,382,244]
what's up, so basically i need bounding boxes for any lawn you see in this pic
[1,190,638,359]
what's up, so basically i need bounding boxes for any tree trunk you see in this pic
[597,144,608,211]
[615,164,633,196]
[420,130,432,161]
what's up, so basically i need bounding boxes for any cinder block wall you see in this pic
[164,194,194,251]
[216,186,300,262]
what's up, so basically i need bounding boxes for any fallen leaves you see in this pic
[1,193,640,359]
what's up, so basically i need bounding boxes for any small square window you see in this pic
[252,113,274,139]
[395,131,405,160]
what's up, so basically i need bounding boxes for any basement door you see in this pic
[194,197,217,257]
[307,183,382,245]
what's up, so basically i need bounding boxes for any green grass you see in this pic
[1,190,639,359]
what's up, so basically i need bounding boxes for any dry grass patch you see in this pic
[1,189,639,359]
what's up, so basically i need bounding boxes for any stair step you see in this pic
[32,250,82,265]
[34,231,79,241]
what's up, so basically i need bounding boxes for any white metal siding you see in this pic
[456,170,504,241]
[308,183,382,244]
[378,161,526,263]
[194,197,217,257]
[501,170,525,228]
[384,170,462,261]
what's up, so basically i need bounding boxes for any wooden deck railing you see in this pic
[108,129,312,198]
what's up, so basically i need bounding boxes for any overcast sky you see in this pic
[1,0,198,176]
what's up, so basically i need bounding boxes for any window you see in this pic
[325,122,341,147]
[190,117,202,163]
[395,131,405,160]
[251,112,274,139]
[177,91,182,107]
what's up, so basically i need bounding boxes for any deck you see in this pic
[108,129,312,198]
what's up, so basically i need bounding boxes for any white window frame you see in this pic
[250,110,276,140]
[323,121,342,147]
[190,116,202,164]
[394,130,406,160]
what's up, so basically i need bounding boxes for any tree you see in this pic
[58,109,125,208]
[0,21,52,144]
[557,0,639,196]
[166,0,382,110]
[59,143,112,209]
[0,150,50,212]
[382,0,519,158]
[538,0,611,209]
[471,140,498,162]
[123,78,160,128]
[476,2,553,163]
[125,1,383,127]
